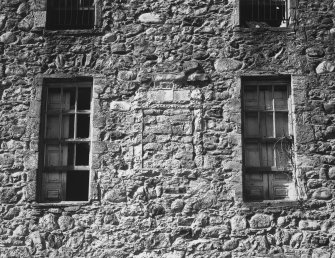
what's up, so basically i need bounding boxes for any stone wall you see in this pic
[0,0,335,257]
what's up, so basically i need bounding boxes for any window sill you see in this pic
[42,29,104,36]
[242,199,302,209]
[234,26,294,33]
[32,201,90,208]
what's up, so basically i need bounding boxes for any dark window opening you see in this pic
[66,171,89,201]
[76,143,90,166]
[240,0,288,27]
[77,115,90,138]
[242,77,295,201]
[46,0,95,30]
[41,80,92,202]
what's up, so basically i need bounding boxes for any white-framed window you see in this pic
[41,79,92,202]
[242,77,296,201]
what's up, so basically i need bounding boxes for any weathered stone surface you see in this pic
[316,61,335,74]
[39,214,58,231]
[249,214,272,229]
[214,58,242,72]
[0,31,16,43]
[110,101,131,111]
[312,188,332,200]
[102,33,117,43]
[58,215,74,231]
[231,215,247,232]
[299,220,320,230]
[138,13,164,23]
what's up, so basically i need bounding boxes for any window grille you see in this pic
[242,78,295,201]
[240,0,288,27]
[41,79,92,202]
[46,0,95,30]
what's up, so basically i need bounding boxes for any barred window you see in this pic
[41,79,92,202]
[46,0,95,30]
[240,0,289,27]
[242,77,296,201]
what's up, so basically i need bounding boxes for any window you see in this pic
[46,0,95,30]
[40,79,92,202]
[242,77,295,201]
[240,0,289,27]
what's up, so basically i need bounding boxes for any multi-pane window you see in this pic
[46,0,95,30]
[240,0,288,27]
[41,79,92,202]
[242,78,295,201]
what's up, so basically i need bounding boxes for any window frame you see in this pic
[32,0,102,32]
[241,77,296,201]
[33,76,98,204]
[236,0,297,29]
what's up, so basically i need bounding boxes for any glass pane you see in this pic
[245,112,259,137]
[77,115,90,138]
[46,115,60,139]
[244,87,258,108]
[274,86,287,109]
[275,112,288,137]
[260,112,273,137]
[259,86,272,110]
[62,115,75,138]
[261,142,274,167]
[47,88,61,111]
[63,87,76,111]
[245,143,260,167]
[77,88,91,110]
[66,143,75,166]
[76,143,89,165]
[66,170,89,201]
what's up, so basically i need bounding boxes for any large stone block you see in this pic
[249,214,272,229]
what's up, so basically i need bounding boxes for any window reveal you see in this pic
[41,81,92,202]
[46,0,95,30]
[242,79,295,201]
[240,0,289,27]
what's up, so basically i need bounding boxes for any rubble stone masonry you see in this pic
[0,0,335,257]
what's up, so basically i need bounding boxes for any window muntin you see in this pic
[242,79,294,201]
[41,80,92,202]
[46,0,95,30]
[240,0,289,27]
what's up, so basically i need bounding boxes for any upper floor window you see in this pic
[40,79,92,202]
[242,77,296,201]
[46,0,95,30]
[240,0,289,27]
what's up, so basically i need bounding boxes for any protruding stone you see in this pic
[299,220,320,230]
[312,188,332,200]
[138,13,164,24]
[110,101,131,111]
[183,60,200,73]
[0,153,14,168]
[0,32,16,44]
[323,101,335,113]
[222,239,239,251]
[39,214,58,231]
[153,72,185,82]
[104,188,127,203]
[111,43,126,54]
[306,47,325,58]
[58,215,75,231]
[214,58,242,72]
[29,231,45,251]
[249,214,272,229]
[231,215,247,231]
[328,167,335,179]
[316,61,335,74]
[171,199,185,213]
[102,33,117,43]
[187,73,210,82]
